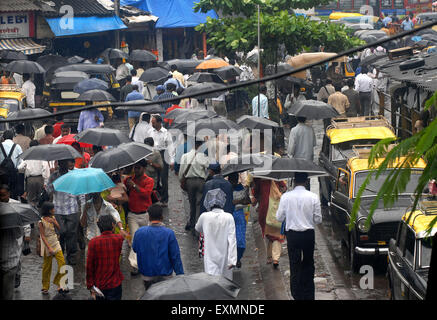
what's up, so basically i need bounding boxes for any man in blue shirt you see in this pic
[382,14,392,27]
[132,204,184,289]
[77,105,104,133]
[251,85,269,119]
[401,15,414,31]
[125,84,144,131]
[157,83,177,112]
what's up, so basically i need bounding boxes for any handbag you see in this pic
[180,152,196,191]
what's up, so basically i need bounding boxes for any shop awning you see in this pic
[0,38,46,55]
[45,15,127,37]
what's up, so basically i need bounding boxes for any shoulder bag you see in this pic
[180,152,197,191]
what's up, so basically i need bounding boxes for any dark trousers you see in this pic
[186,177,205,227]
[0,265,18,300]
[359,92,372,116]
[158,150,169,203]
[55,213,79,264]
[286,229,315,300]
[96,285,122,300]
[237,247,245,263]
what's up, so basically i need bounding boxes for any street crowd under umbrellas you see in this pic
[1,11,437,304]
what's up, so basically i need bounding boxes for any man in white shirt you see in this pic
[147,115,175,206]
[131,69,144,95]
[21,74,36,108]
[13,73,23,88]
[354,66,374,116]
[287,117,316,162]
[276,172,322,300]
[0,130,23,199]
[52,124,71,144]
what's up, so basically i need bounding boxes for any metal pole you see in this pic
[114,0,120,48]
[257,4,261,118]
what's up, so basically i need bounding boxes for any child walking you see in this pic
[38,201,66,295]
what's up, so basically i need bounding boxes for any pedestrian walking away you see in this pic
[276,172,322,300]
[354,66,373,116]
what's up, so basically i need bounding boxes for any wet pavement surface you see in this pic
[14,112,390,300]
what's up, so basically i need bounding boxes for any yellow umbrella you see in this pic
[195,59,229,70]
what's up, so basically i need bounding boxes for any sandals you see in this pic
[41,289,49,295]
[266,257,273,264]
[273,260,279,269]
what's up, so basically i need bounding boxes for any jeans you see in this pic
[186,177,205,227]
[158,150,169,203]
[0,265,18,300]
[55,213,79,264]
[96,285,122,300]
[359,92,372,116]
[285,229,315,300]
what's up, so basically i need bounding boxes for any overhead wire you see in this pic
[1,20,437,123]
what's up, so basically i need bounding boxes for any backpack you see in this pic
[0,143,18,187]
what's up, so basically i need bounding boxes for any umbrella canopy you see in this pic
[236,115,279,130]
[250,156,328,181]
[19,144,82,161]
[187,72,225,84]
[170,110,217,127]
[89,142,154,173]
[159,59,203,74]
[67,56,85,64]
[141,272,240,300]
[221,154,265,176]
[130,49,157,62]
[190,116,238,135]
[195,59,229,70]
[213,65,241,80]
[76,89,115,102]
[288,100,340,120]
[56,134,93,148]
[359,52,387,67]
[74,128,130,146]
[183,83,227,99]
[51,71,89,89]
[116,100,165,114]
[0,50,28,61]
[101,48,129,60]
[139,67,170,83]
[165,108,216,121]
[0,202,40,230]
[361,34,378,44]
[6,60,45,74]
[52,167,115,195]
[73,78,109,94]
[37,54,68,70]
[7,108,52,121]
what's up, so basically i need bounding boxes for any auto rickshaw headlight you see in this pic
[357,218,370,233]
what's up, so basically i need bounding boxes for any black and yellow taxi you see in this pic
[318,115,396,205]
[0,84,26,132]
[388,200,436,300]
[330,146,426,272]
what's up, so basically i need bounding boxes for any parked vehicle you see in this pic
[318,116,396,205]
[388,200,437,300]
[330,146,426,272]
[0,84,27,133]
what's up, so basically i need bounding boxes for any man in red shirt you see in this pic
[124,159,154,275]
[164,98,182,126]
[86,215,124,300]
[52,116,64,138]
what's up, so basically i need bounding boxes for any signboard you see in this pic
[0,12,33,39]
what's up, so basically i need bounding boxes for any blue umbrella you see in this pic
[73,78,109,94]
[52,168,115,195]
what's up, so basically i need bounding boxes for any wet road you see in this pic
[14,113,390,300]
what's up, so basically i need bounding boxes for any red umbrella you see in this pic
[56,134,93,148]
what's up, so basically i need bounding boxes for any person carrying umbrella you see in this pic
[327,88,350,117]
[132,203,184,290]
[287,116,316,163]
[195,188,237,280]
[276,172,322,300]
[77,105,104,133]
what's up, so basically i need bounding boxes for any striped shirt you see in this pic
[157,91,176,111]
[0,227,22,271]
[46,170,85,215]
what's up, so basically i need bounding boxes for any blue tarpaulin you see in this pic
[120,0,218,28]
[45,15,127,37]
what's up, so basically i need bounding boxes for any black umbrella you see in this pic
[221,154,265,176]
[183,83,227,99]
[130,49,157,62]
[37,54,68,70]
[288,100,339,120]
[74,128,130,146]
[250,156,328,181]
[165,108,216,121]
[139,67,170,83]
[116,100,165,114]
[20,144,82,161]
[361,35,378,44]
[76,89,115,102]
[101,48,129,60]
[213,65,242,80]
[236,115,279,130]
[53,64,116,75]
[6,60,45,74]
[141,272,240,300]
[0,202,40,230]
[187,72,225,84]
[0,63,6,71]
[89,142,153,173]
[190,116,238,135]
[0,50,28,61]
[159,59,202,74]
[7,108,52,121]
[67,55,85,63]
[359,52,387,67]
[73,78,109,94]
